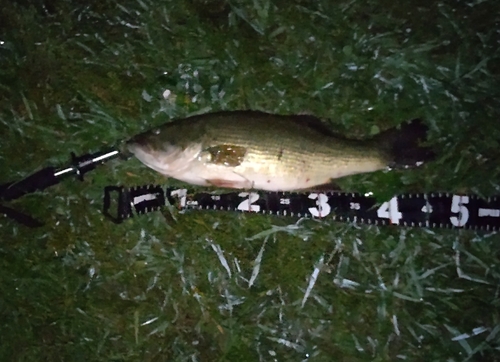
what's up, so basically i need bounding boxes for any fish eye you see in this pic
[153,128,161,135]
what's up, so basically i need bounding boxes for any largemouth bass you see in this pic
[126,111,433,191]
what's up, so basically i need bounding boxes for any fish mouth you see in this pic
[112,138,137,160]
[126,140,191,176]
[126,140,144,155]
[126,141,163,170]
[126,134,158,155]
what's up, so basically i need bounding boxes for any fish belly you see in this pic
[170,157,385,191]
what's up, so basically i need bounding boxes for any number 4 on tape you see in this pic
[377,197,402,224]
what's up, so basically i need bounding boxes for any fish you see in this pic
[126,111,433,191]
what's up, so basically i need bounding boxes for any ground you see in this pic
[0,0,499,361]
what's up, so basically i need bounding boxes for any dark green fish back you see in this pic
[188,111,386,165]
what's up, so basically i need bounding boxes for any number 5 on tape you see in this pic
[377,197,402,224]
[450,195,469,227]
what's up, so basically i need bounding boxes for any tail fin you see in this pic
[376,119,434,169]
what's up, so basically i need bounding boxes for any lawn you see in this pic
[1,0,499,361]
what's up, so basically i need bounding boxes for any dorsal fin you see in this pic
[189,110,342,138]
[287,114,337,136]
[224,110,339,137]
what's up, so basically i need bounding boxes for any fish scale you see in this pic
[198,112,384,165]
[126,111,426,191]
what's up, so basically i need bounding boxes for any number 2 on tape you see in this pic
[237,192,261,212]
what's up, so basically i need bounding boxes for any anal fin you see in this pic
[206,178,253,189]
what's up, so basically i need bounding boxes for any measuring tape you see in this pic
[102,185,500,231]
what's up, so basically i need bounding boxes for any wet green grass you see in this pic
[1,0,499,360]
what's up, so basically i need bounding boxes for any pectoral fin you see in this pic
[204,145,247,167]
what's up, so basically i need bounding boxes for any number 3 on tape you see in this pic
[308,193,331,218]
[377,197,402,224]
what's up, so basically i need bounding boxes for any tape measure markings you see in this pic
[104,185,500,230]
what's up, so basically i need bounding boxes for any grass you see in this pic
[1,0,499,360]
